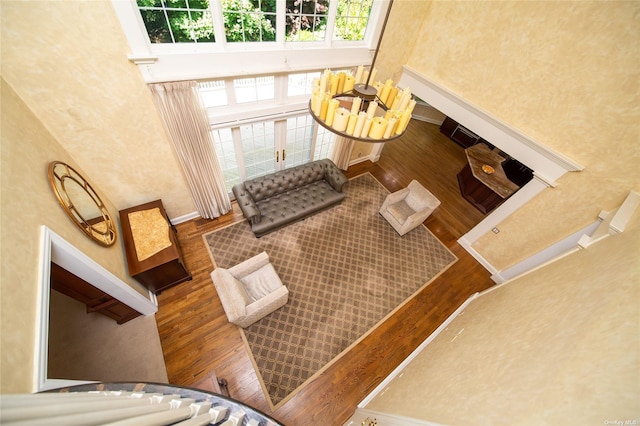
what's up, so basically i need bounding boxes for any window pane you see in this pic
[198,80,228,107]
[137,0,214,43]
[138,9,173,43]
[285,115,314,166]
[313,122,335,160]
[287,72,321,97]
[285,0,329,41]
[222,0,277,43]
[188,11,216,42]
[137,0,163,6]
[334,0,373,41]
[167,10,193,42]
[240,122,276,179]
[234,77,274,103]
[211,128,240,191]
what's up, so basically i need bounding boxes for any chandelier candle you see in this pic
[309,65,416,143]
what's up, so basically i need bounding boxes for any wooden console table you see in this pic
[457,144,520,214]
[119,199,191,294]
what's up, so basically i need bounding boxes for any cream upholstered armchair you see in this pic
[211,251,288,328]
[380,180,441,236]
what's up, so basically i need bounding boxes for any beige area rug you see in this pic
[203,173,457,409]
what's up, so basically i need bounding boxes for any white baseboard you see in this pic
[170,210,200,224]
[456,236,500,280]
[344,408,444,426]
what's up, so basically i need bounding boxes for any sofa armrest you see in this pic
[232,183,262,224]
[324,160,349,192]
[228,251,270,278]
[242,285,289,328]
[211,269,248,324]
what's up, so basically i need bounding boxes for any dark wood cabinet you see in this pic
[457,144,520,214]
[440,116,490,148]
[50,263,142,324]
[457,164,505,214]
[119,200,191,294]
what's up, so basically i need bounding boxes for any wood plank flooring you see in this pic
[155,120,495,425]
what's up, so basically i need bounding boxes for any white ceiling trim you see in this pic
[399,65,583,184]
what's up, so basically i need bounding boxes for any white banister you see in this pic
[0,383,280,426]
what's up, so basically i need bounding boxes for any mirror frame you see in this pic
[48,161,117,247]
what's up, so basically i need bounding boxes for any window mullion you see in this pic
[275,120,287,166]
[210,0,227,45]
[162,5,176,43]
[225,78,237,105]
[276,0,286,45]
[275,74,288,104]
[231,127,246,182]
[325,0,339,45]
[309,121,319,160]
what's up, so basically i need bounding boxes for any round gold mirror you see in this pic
[48,161,117,247]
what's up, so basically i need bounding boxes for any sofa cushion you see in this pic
[251,180,345,236]
[243,161,328,202]
[387,199,414,224]
[241,263,283,303]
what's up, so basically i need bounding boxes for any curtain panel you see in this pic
[330,136,355,170]
[149,81,232,219]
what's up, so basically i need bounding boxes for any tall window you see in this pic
[334,0,373,41]
[201,72,337,193]
[223,0,276,42]
[137,0,215,43]
[135,0,373,45]
[285,0,329,41]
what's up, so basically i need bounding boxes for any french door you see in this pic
[211,113,336,194]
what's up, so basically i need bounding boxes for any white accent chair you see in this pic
[211,251,288,328]
[379,180,441,236]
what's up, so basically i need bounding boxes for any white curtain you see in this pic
[330,136,355,170]
[149,81,232,219]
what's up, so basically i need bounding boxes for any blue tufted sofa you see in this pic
[232,159,348,237]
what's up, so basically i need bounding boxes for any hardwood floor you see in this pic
[155,120,495,425]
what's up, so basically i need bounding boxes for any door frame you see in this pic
[398,66,584,280]
[35,226,157,391]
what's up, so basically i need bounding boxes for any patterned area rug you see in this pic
[203,173,457,409]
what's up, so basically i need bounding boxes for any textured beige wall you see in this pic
[1,0,194,219]
[380,1,640,269]
[374,0,432,84]
[0,79,162,393]
[366,211,640,424]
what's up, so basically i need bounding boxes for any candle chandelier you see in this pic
[308,0,414,143]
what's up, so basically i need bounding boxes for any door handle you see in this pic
[282,149,286,161]
[276,150,279,162]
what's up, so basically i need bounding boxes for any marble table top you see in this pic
[465,143,520,199]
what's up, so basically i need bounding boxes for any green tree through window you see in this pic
[223,0,276,42]
[137,0,214,43]
[334,0,373,41]
[136,0,371,44]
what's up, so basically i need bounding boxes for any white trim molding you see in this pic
[35,226,157,392]
[398,66,584,279]
[399,66,583,180]
[111,0,389,84]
